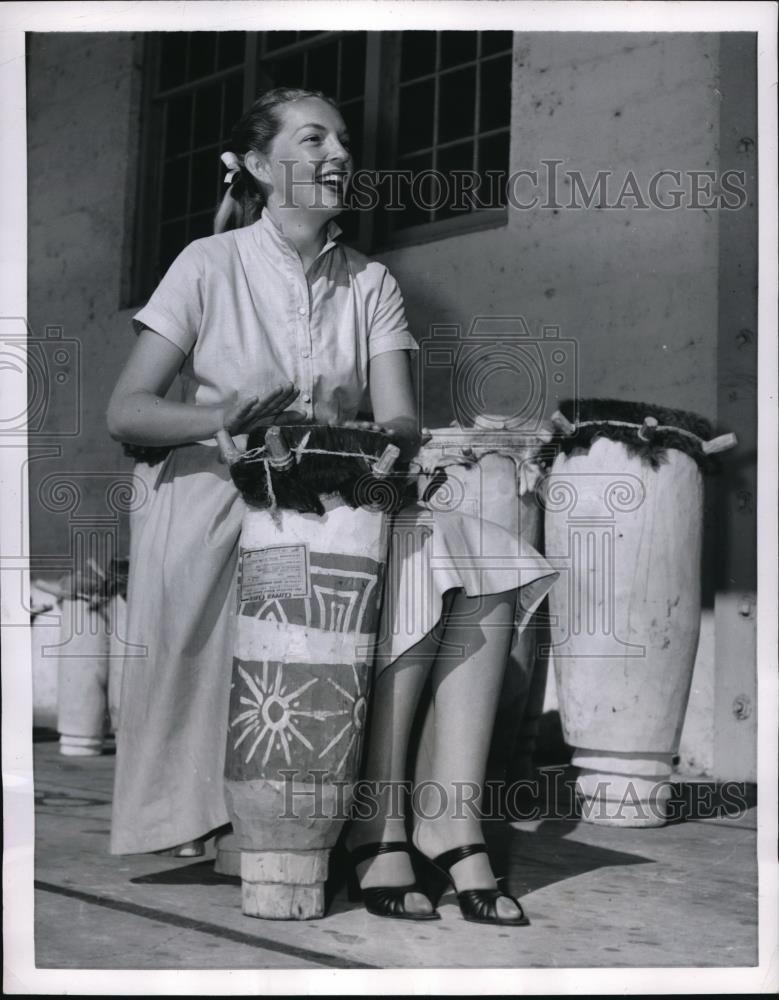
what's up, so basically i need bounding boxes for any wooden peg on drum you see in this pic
[701,432,738,455]
[637,416,659,441]
[550,410,576,436]
[372,443,401,479]
[264,426,295,471]
[215,429,242,466]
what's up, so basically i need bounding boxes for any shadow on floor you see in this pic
[131,861,240,887]
[486,823,653,898]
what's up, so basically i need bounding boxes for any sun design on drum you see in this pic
[230,662,345,768]
[318,663,369,775]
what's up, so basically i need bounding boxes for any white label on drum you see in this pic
[240,544,310,601]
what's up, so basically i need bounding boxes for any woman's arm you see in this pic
[368,349,420,452]
[107,328,299,447]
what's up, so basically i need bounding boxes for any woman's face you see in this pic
[253,97,353,217]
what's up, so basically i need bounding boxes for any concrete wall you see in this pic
[27,32,142,569]
[380,33,721,426]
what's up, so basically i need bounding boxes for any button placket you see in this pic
[296,273,314,419]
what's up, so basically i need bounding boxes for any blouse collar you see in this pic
[256,207,342,264]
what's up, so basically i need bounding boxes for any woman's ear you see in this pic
[244,149,272,187]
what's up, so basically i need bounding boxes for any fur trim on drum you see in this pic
[231,424,413,515]
[556,398,718,472]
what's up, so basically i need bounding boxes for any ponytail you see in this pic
[214,172,264,235]
[213,86,338,235]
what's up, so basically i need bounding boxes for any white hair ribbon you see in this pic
[221,150,241,184]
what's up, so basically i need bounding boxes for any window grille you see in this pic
[131,30,512,303]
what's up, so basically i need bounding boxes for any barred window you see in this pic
[375,30,513,244]
[131,30,513,303]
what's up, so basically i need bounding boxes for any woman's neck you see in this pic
[264,205,333,270]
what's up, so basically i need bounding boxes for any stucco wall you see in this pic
[379,33,721,427]
[28,31,726,563]
[27,32,142,567]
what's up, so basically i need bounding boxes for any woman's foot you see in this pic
[345,817,435,916]
[155,838,205,858]
[412,817,523,922]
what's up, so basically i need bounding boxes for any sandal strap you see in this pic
[350,841,410,866]
[431,842,488,873]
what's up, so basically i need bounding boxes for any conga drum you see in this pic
[41,559,127,754]
[543,400,736,826]
[380,416,557,790]
[30,584,60,731]
[56,597,110,756]
[217,424,402,919]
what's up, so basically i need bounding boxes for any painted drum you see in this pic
[543,400,736,827]
[219,425,398,919]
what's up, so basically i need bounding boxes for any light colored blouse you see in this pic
[133,209,418,434]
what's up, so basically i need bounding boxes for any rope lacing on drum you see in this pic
[233,438,384,516]
[413,447,548,497]
[571,418,706,445]
[237,444,380,466]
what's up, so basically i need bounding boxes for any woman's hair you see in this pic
[214,87,338,234]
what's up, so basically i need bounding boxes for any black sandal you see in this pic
[421,843,530,926]
[349,841,441,921]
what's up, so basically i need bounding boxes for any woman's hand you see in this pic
[222,383,300,434]
[341,419,395,435]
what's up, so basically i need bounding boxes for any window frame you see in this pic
[129,30,511,306]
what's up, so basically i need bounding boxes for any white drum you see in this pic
[544,401,736,826]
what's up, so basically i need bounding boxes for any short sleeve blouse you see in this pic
[133,209,418,427]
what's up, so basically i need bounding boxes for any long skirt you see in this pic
[110,444,245,855]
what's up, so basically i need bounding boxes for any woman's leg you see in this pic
[412,589,521,918]
[346,629,439,907]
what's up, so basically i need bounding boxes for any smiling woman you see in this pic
[213,88,353,241]
[108,87,421,867]
[130,30,513,301]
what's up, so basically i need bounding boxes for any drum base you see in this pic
[59,734,103,756]
[573,750,673,827]
[214,831,241,877]
[240,849,329,920]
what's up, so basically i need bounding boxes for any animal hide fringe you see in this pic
[232,425,413,515]
[556,398,719,473]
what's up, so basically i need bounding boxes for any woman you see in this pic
[107,87,419,857]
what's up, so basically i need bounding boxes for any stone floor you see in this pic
[10,734,764,990]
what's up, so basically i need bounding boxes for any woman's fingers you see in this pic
[255,382,299,415]
[342,419,393,434]
[224,385,301,433]
[223,395,258,432]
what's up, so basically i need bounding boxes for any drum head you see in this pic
[230,424,409,514]
[555,398,715,471]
